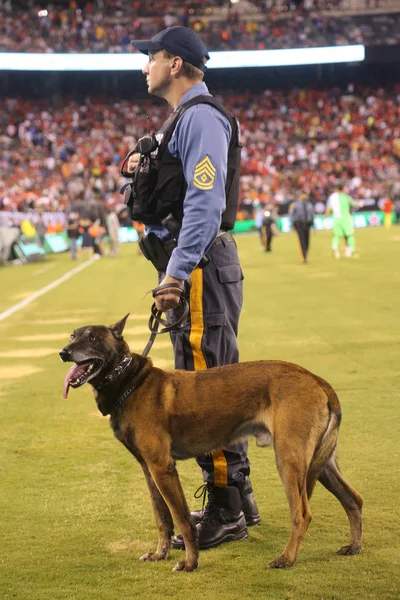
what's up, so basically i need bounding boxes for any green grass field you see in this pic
[1,227,399,600]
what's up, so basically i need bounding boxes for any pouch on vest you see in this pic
[120,134,161,224]
[139,232,177,273]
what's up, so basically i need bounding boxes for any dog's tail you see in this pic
[307,376,342,499]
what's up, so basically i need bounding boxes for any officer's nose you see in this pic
[59,349,71,362]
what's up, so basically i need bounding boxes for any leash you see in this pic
[109,282,189,416]
[142,282,189,358]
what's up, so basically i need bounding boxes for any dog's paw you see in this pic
[172,559,198,572]
[267,555,295,569]
[140,551,169,562]
[336,544,362,556]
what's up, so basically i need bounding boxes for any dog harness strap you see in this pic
[96,356,133,390]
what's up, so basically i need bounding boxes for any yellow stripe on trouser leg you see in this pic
[189,268,228,488]
[189,268,207,371]
[211,449,228,488]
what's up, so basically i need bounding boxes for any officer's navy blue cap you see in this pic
[131,26,210,73]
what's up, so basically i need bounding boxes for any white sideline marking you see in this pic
[0,258,96,322]
[32,263,56,276]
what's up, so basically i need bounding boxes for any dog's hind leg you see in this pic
[138,464,174,563]
[268,439,312,569]
[318,456,363,556]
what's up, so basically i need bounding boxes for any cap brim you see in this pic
[130,40,164,55]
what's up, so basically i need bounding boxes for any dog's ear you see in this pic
[109,313,130,339]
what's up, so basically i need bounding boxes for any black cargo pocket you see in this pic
[216,264,244,284]
[202,312,226,368]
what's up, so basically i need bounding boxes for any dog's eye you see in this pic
[89,334,96,342]
[70,334,75,340]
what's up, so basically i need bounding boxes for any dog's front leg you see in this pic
[148,460,198,572]
[139,463,174,563]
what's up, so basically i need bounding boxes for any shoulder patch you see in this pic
[193,156,216,190]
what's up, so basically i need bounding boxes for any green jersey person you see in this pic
[326,184,358,259]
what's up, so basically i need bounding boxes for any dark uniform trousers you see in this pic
[294,222,311,261]
[166,232,250,487]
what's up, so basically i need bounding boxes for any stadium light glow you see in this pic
[0,45,365,71]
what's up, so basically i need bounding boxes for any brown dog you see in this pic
[59,314,363,572]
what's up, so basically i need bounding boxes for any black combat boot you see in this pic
[236,476,261,526]
[190,477,261,527]
[171,485,248,550]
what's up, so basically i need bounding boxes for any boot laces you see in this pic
[193,483,229,528]
[194,483,208,513]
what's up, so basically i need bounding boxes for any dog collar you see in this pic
[111,383,137,416]
[96,356,133,390]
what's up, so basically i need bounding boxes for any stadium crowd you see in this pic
[1,0,400,53]
[1,84,400,221]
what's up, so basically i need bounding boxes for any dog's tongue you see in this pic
[63,364,87,398]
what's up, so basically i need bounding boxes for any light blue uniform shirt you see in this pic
[148,82,231,280]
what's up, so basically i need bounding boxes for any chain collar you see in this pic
[96,356,132,390]
[111,383,137,416]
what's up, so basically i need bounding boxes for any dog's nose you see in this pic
[59,349,71,362]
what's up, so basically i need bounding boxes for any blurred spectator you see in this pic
[35,209,47,247]
[117,207,132,226]
[382,197,394,228]
[289,192,314,263]
[106,207,120,257]
[260,201,279,252]
[66,210,80,260]
[394,199,400,224]
[1,83,400,222]
[88,218,106,256]
[325,182,358,258]
[78,215,95,258]
[0,2,399,53]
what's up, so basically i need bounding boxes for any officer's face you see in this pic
[143,51,174,98]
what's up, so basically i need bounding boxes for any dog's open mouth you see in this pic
[63,359,103,398]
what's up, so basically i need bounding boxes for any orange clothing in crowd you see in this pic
[88,224,106,238]
[382,199,394,214]
[133,222,145,233]
[382,199,394,228]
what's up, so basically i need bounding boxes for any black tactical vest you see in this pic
[127,94,242,230]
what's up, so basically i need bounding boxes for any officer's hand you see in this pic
[155,275,185,312]
[126,152,140,173]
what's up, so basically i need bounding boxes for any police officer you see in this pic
[127,26,260,550]
[289,192,314,264]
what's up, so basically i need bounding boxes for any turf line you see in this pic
[32,263,57,275]
[0,258,96,322]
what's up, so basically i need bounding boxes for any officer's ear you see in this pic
[170,55,184,77]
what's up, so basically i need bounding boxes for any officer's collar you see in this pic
[178,82,210,108]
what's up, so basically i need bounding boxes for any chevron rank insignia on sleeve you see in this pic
[193,156,216,190]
